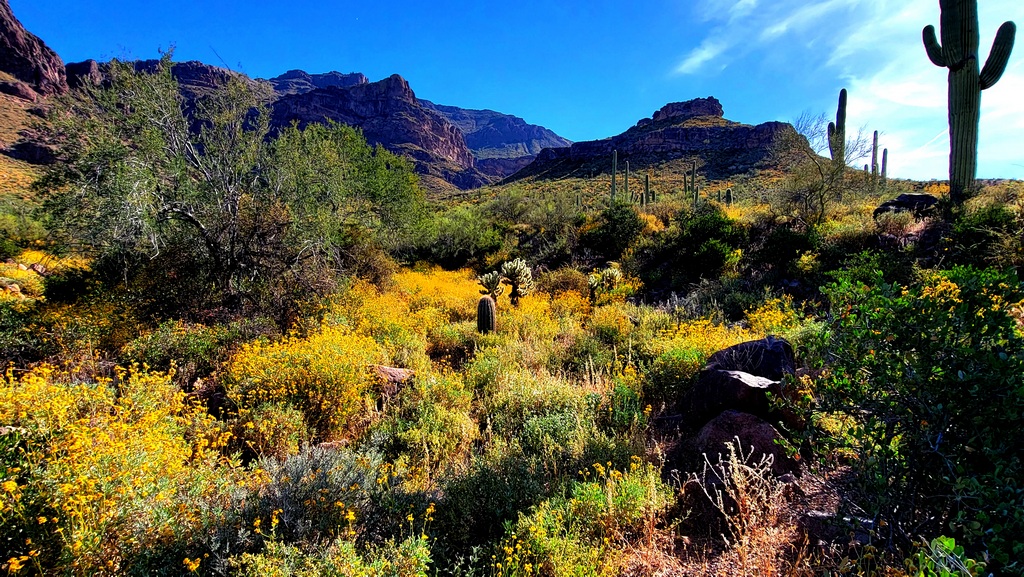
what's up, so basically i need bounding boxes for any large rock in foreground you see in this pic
[684,369,782,427]
[695,410,799,476]
[0,0,67,97]
[705,336,795,381]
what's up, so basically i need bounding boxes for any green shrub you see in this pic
[580,200,644,260]
[624,203,746,293]
[814,266,1024,572]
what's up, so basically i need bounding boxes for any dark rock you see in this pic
[0,0,67,95]
[4,138,55,164]
[268,69,369,96]
[651,97,724,123]
[0,78,37,101]
[694,410,799,476]
[873,193,939,219]
[705,336,795,381]
[684,369,782,427]
[0,79,36,101]
[65,59,104,89]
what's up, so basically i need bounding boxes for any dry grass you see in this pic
[0,90,36,148]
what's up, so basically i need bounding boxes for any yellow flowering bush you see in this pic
[645,319,761,401]
[745,295,801,336]
[0,365,245,575]
[226,325,383,441]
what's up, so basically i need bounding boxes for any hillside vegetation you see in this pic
[2,43,1024,577]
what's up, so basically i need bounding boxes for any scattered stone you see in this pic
[371,365,415,399]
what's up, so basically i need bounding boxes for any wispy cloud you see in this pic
[672,0,1024,179]
[676,38,728,74]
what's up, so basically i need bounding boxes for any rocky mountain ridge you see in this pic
[508,97,794,182]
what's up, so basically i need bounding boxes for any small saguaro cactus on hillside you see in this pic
[923,0,1016,205]
[881,149,889,186]
[828,88,848,164]
[500,258,533,307]
[478,271,504,303]
[725,188,733,206]
[611,150,618,200]
[624,160,631,202]
[477,296,496,334]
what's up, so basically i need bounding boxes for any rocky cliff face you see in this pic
[268,70,368,96]
[0,0,67,98]
[509,97,794,182]
[270,74,489,188]
[420,100,571,160]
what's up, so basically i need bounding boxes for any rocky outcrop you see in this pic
[0,0,67,97]
[420,100,571,160]
[651,97,724,123]
[873,193,939,219]
[705,336,795,382]
[268,70,368,96]
[507,97,795,182]
[270,74,489,188]
[65,59,103,89]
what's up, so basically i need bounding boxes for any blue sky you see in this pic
[10,0,1023,179]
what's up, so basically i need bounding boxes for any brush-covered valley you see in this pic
[1,1,1023,575]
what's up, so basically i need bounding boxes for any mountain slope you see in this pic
[508,97,794,182]
[270,74,491,190]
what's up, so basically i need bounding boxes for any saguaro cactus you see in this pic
[625,161,630,201]
[611,150,618,200]
[828,88,848,164]
[881,149,889,186]
[923,0,1016,205]
[477,296,496,334]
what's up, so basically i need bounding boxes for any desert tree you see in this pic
[38,54,424,315]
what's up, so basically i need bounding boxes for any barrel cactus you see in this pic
[923,0,1016,205]
[477,296,496,334]
[500,258,534,307]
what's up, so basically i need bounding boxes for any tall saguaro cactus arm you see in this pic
[922,0,1016,206]
[980,21,1017,89]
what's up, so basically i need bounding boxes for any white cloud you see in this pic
[676,38,729,74]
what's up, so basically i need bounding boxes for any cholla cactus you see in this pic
[500,258,533,307]
[588,266,623,303]
[600,266,622,289]
[478,271,504,303]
